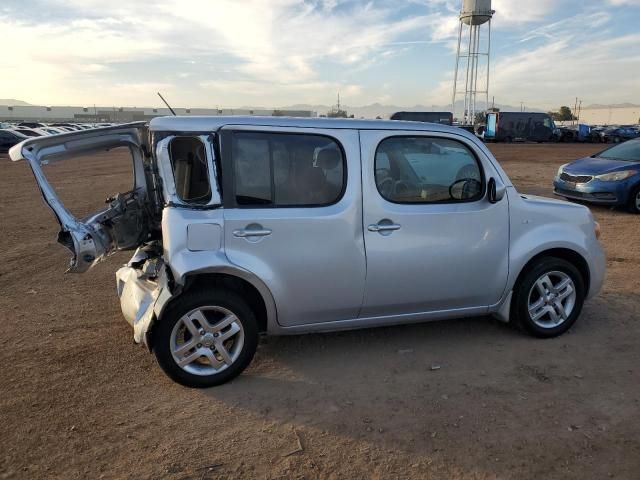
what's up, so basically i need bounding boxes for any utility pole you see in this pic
[577,100,582,123]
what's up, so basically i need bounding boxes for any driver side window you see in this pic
[374,136,483,204]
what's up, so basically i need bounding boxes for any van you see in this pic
[484,112,559,142]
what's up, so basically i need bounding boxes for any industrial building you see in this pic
[0,104,316,123]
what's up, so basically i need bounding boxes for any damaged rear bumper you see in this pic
[116,251,174,349]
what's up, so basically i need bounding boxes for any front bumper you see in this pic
[586,237,606,300]
[553,176,631,206]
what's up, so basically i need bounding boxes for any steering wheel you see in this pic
[376,167,391,179]
[393,180,411,197]
[449,178,481,200]
[378,176,394,197]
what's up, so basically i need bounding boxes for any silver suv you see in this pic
[10,117,606,387]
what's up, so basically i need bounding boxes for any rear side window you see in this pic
[232,132,345,207]
[169,137,212,204]
[375,136,483,204]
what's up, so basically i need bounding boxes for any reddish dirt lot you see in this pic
[0,144,639,479]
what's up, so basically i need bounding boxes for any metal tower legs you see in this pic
[451,19,491,125]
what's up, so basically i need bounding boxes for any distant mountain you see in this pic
[584,103,640,109]
[273,102,543,119]
[0,99,31,106]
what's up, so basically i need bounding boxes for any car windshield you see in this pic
[596,140,640,161]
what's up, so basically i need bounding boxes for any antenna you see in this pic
[157,92,176,116]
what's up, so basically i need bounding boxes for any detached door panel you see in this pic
[221,126,366,327]
[360,130,510,318]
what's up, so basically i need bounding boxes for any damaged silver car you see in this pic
[11,117,605,387]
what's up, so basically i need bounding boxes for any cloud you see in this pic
[0,0,438,105]
[0,0,637,109]
[484,13,640,109]
[606,0,640,4]
[491,0,556,24]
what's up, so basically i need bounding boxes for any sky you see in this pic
[1,0,639,110]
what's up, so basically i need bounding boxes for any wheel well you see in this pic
[182,273,269,333]
[515,248,590,293]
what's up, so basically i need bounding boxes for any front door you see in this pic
[360,130,510,318]
[220,126,366,327]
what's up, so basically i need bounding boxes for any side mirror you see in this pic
[488,177,506,203]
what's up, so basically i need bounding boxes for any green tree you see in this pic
[474,112,486,125]
[549,106,576,121]
[271,109,285,116]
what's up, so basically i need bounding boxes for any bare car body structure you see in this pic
[10,117,605,387]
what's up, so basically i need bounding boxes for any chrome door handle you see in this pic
[368,223,401,232]
[233,228,272,238]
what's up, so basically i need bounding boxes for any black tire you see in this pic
[153,289,259,388]
[511,257,585,338]
[627,184,640,214]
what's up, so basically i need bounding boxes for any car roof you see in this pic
[149,115,476,138]
[0,128,25,135]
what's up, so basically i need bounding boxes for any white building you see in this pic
[579,106,640,125]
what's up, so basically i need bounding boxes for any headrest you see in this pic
[315,147,341,170]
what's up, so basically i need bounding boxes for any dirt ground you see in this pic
[1,143,639,480]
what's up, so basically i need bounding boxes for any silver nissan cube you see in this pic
[10,117,606,387]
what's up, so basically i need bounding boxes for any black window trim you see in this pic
[374,134,486,205]
[220,129,348,209]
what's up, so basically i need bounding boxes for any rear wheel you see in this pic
[153,289,259,387]
[627,185,640,214]
[511,257,585,338]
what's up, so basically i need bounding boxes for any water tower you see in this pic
[451,0,494,125]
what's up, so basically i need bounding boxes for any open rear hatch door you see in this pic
[9,123,156,273]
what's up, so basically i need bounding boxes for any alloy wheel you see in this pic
[170,306,245,376]
[527,271,577,329]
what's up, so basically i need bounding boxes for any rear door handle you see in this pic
[368,223,401,232]
[233,228,272,238]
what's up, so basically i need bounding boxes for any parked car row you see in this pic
[0,122,108,153]
[590,126,640,143]
[556,125,640,144]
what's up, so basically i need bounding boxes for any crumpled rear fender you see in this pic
[116,256,174,349]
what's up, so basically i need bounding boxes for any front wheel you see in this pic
[511,257,585,338]
[153,289,259,388]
